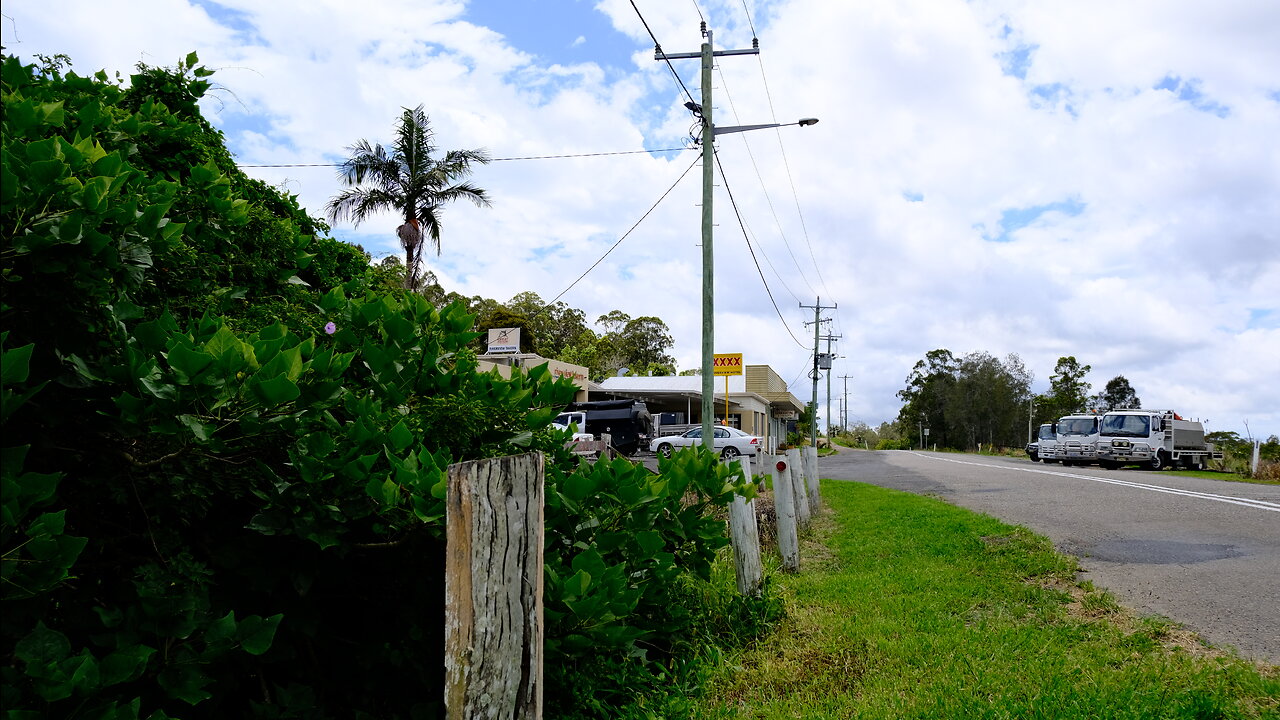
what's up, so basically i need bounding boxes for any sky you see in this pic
[5,0,1278,441]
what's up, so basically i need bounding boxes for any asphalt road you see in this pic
[818,448,1280,665]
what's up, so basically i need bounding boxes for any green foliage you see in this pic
[544,447,755,662]
[1040,355,1092,420]
[3,49,765,718]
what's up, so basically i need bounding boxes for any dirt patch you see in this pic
[1031,575,1259,666]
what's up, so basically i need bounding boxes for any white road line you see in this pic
[906,452,1280,512]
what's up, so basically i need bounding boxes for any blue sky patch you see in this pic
[997,43,1037,79]
[983,197,1085,242]
[1247,308,1274,330]
[190,0,267,46]
[1029,82,1078,117]
[464,1,636,71]
[1154,75,1229,118]
[902,191,924,202]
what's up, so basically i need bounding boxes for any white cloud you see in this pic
[6,0,1277,438]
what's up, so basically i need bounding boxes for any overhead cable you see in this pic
[714,65,811,301]
[630,0,699,108]
[541,153,700,310]
[752,50,830,300]
[237,147,687,168]
[713,148,807,350]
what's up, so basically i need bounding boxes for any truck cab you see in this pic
[1096,409,1220,470]
[1027,422,1058,462]
[1054,414,1100,465]
[551,411,594,444]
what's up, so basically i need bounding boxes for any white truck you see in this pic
[1095,409,1222,470]
[551,399,653,456]
[1027,422,1058,463]
[1054,414,1101,466]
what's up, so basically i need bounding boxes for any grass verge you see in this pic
[1164,469,1279,485]
[688,480,1279,719]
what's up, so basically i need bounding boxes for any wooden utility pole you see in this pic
[801,299,836,447]
[820,333,841,439]
[656,24,758,448]
[445,453,544,720]
[839,374,853,432]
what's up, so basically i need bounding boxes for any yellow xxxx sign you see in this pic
[713,353,743,377]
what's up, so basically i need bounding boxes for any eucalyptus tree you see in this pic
[325,105,490,290]
[1091,375,1141,412]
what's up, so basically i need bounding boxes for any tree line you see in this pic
[892,350,1144,451]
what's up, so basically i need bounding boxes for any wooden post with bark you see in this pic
[727,454,763,596]
[445,452,544,720]
[786,447,811,528]
[770,453,800,572]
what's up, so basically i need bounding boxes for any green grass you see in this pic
[688,480,1279,719]
[1164,469,1279,485]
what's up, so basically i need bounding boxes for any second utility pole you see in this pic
[801,298,837,448]
[820,333,841,440]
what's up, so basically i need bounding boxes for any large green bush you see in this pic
[2,52,762,718]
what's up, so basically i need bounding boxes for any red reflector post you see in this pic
[775,461,787,472]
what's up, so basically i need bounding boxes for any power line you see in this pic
[629,0,698,108]
[714,65,813,301]
[541,153,700,310]
[713,148,806,349]
[752,49,829,301]
[237,147,688,168]
[739,1,759,39]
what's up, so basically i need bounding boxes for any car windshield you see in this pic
[1058,418,1098,435]
[1101,414,1149,437]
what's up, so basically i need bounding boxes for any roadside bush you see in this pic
[2,50,766,718]
[1250,461,1280,483]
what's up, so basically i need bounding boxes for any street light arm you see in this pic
[712,117,819,136]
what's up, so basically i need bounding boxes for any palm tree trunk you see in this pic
[398,220,423,290]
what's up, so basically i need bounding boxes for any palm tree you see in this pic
[324,105,490,290]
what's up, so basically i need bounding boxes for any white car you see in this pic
[650,426,761,459]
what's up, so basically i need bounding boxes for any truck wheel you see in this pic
[721,446,741,460]
[1148,451,1168,471]
[1028,451,1039,462]
[1099,460,1119,470]
[657,442,674,458]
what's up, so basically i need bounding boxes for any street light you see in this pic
[691,112,817,448]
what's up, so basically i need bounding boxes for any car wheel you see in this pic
[657,443,674,458]
[721,446,740,460]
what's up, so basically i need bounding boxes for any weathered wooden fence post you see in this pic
[786,447,810,528]
[804,446,821,512]
[770,453,800,572]
[445,452,544,720]
[728,454,763,596]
